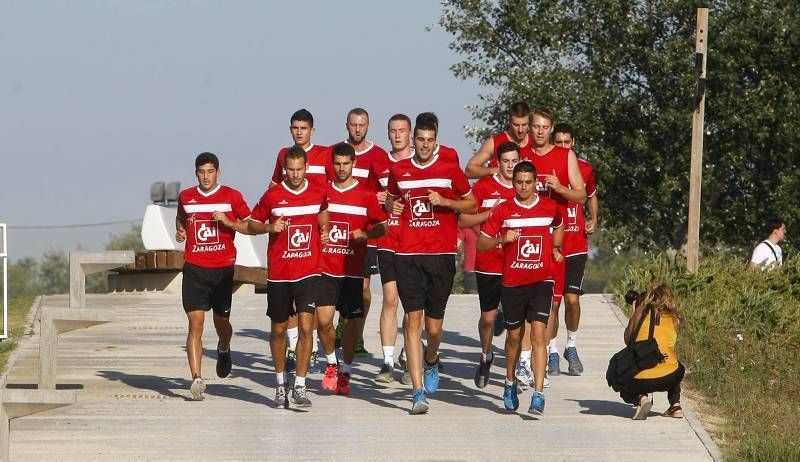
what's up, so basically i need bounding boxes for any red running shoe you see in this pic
[335,372,351,395]
[321,364,339,391]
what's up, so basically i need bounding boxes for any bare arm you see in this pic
[175,216,187,243]
[586,194,599,234]
[428,190,477,214]
[366,222,387,239]
[247,219,270,235]
[477,229,517,251]
[465,138,497,179]
[624,301,647,343]
[458,210,491,228]
[212,211,253,235]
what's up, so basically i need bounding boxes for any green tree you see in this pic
[6,257,39,298]
[440,0,800,251]
[36,250,68,295]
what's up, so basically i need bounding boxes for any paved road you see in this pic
[3,292,719,461]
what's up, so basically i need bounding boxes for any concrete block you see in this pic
[107,271,182,293]
[38,308,114,390]
[69,251,134,307]
[0,389,75,462]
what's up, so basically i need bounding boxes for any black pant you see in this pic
[620,362,685,405]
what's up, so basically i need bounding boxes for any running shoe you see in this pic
[503,382,519,410]
[564,346,584,375]
[321,363,339,391]
[355,338,370,357]
[274,385,288,409]
[286,348,297,373]
[423,359,440,394]
[335,372,351,395]
[216,349,232,378]
[291,386,312,408]
[308,351,322,374]
[409,388,429,415]
[493,307,506,336]
[473,354,493,388]
[375,362,394,384]
[189,377,206,401]
[528,391,545,415]
[515,361,533,388]
[547,352,561,376]
[398,350,411,385]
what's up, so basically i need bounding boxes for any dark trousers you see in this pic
[620,362,685,406]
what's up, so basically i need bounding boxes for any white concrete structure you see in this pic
[69,251,134,307]
[1,389,76,462]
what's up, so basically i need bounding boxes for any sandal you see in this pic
[662,404,684,418]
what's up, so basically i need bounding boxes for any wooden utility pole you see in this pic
[687,8,708,273]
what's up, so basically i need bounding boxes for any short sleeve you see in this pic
[250,190,271,223]
[585,168,597,198]
[451,165,472,197]
[271,150,285,185]
[552,206,563,229]
[366,192,388,226]
[387,168,400,197]
[232,191,252,220]
[480,204,503,238]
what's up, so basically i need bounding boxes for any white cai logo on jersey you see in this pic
[409,196,434,220]
[567,205,578,225]
[195,220,219,244]
[328,221,350,247]
[288,224,312,250]
[536,174,551,196]
[517,235,543,262]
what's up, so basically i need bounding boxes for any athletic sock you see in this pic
[312,330,319,353]
[566,330,578,348]
[218,346,229,353]
[340,362,352,374]
[382,346,395,365]
[294,375,306,388]
[275,371,285,386]
[325,352,338,365]
[287,327,299,350]
[505,378,515,387]
[481,351,493,362]
[520,350,532,364]
[548,339,558,354]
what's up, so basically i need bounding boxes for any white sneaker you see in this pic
[190,377,206,400]
[515,362,533,388]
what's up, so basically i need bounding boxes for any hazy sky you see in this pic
[1,1,483,260]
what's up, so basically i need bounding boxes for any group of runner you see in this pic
[175,102,598,416]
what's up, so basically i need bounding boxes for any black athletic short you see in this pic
[182,262,234,316]
[266,276,320,323]
[501,280,554,329]
[364,246,379,276]
[377,250,397,284]
[564,254,588,295]
[476,272,502,312]
[318,275,365,319]
[395,254,456,320]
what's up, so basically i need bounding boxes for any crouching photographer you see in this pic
[617,284,685,420]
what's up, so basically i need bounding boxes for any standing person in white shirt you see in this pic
[749,217,786,270]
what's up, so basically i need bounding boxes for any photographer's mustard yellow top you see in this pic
[634,312,679,379]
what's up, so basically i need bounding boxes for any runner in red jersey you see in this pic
[370,114,415,384]
[317,143,387,395]
[175,152,252,400]
[552,123,599,376]
[458,142,519,388]
[248,146,330,410]
[478,161,564,415]
[527,107,586,380]
[465,101,534,179]
[342,108,389,357]
[415,112,461,166]
[386,115,476,414]
[270,108,334,190]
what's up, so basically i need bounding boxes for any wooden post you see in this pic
[687,8,708,273]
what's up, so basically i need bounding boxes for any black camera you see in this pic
[624,289,644,306]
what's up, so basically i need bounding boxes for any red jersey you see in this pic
[320,180,387,277]
[562,158,598,257]
[487,132,535,169]
[470,174,516,275]
[480,196,563,287]
[434,144,460,167]
[251,180,327,282]
[177,185,252,268]
[369,150,412,252]
[271,144,334,190]
[350,141,387,191]
[387,155,472,255]
[530,146,571,206]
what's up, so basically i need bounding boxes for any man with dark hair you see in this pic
[249,146,330,409]
[465,101,534,179]
[175,152,253,400]
[386,114,476,414]
[415,112,460,166]
[317,142,387,394]
[550,123,599,375]
[749,217,786,270]
[478,160,564,415]
[459,141,520,388]
[370,113,415,384]
[341,107,389,357]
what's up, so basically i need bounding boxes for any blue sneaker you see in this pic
[564,347,584,375]
[528,391,545,415]
[423,360,440,394]
[410,388,429,415]
[547,352,560,376]
[502,382,519,411]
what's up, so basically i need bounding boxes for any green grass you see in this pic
[614,253,800,460]
[0,295,37,374]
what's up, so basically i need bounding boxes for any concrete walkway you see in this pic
[3,292,719,461]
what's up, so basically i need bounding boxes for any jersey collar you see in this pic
[411,154,439,169]
[281,179,309,195]
[332,179,360,193]
[492,174,513,189]
[514,195,540,209]
[196,184,221,197]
